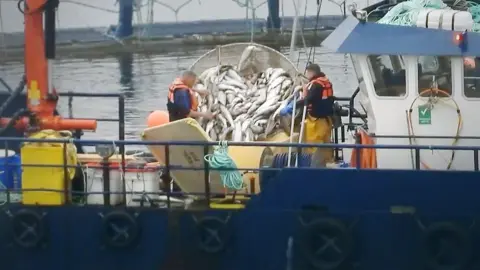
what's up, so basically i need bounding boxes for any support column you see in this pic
[116,0,134,38]
[267,0,281,31]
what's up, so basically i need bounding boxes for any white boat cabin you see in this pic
[322,16,480,171]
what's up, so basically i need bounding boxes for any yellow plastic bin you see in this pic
[21,130,77,205]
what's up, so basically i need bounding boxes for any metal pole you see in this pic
[250,0,256,42]
[289,0,304,59]
[287,89,299,167]
[246,0,250,32]
[296,105,308,167]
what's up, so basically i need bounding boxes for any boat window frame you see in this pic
[417,55,453,96]
[462,56,480,100]
[367,54,408,100]
[350,54,364,84]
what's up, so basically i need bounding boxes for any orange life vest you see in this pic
[167,78,198,111]
[302,76,334,98]
[302,76,334,117]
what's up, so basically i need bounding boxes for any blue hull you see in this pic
[0,168,478,270]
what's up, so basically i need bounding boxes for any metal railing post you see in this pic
[63,141,70,204]
[165,145,171,208]
[203,145,211,206]
[474,150,479,171]
[4,142,10,204]
[118,95,126,203]
[414,149,420,170]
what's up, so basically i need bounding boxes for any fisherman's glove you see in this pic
[280,100,294,116]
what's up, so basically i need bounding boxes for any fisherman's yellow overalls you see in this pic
[302,77,334,162]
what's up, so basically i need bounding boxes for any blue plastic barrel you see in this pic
[0,150,21,190]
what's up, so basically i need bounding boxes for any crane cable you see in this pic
[299,0,323,68]
[406,88,463,170]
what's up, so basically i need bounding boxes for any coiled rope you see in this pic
[406,88,462,170]
[204,141,243,190]
[273,152,312,168]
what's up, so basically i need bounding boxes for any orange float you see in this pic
[147,110,169,127]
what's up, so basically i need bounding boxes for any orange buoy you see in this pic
[147,110,169,127]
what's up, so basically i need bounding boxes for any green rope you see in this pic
[204,141,244,190]
[376,0,480,32]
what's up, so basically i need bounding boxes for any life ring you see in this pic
[195,216,230,253]
[102,211,139,248]
[300,217,353,270]
[423,222,472,270]
[11,209,45,248]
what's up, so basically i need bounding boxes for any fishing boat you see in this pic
[1,0,480,270]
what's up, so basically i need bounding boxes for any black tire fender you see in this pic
[195,216,230,254]
[102,210,139,249]
[300,217,353,270]
[11,208,45,249]
[423,222,472,270]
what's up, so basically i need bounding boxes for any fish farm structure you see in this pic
[0,0,344,60]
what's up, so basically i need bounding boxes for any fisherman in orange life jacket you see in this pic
[280,63,334,158]
[167,70,215,122]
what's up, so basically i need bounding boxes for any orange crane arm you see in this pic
[0,0,96,132]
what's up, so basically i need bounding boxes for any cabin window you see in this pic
[417,56,452,94]
[463,57,480,98]
[368,55,406,97]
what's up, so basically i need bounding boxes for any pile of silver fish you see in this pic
[196,65,303,142]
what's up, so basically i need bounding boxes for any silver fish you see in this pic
[199,66,218,82]
[219,105,235,127]
[218,83,238,92]
[268,76,286,93]
[217,113,228,128]
[269,68,289,83]
[226,92,235,103]
[223,78,246,90]
[227,69,243,82]
[205,121,215,135]
[233,121,243,141]
[219,127,233,140]
[217,91,227,105]
[238,45,258,72]
[241,118,252,132]
[195,52,305,142]
[209,129,218,141]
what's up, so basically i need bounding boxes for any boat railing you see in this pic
[0,137,479,207]
[58,91,126,141]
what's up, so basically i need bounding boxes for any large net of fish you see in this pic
[189,43,307,142]
[376,0,480,31]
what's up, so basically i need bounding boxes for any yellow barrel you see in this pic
[21,130,77,205]
[228,131,299,194]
